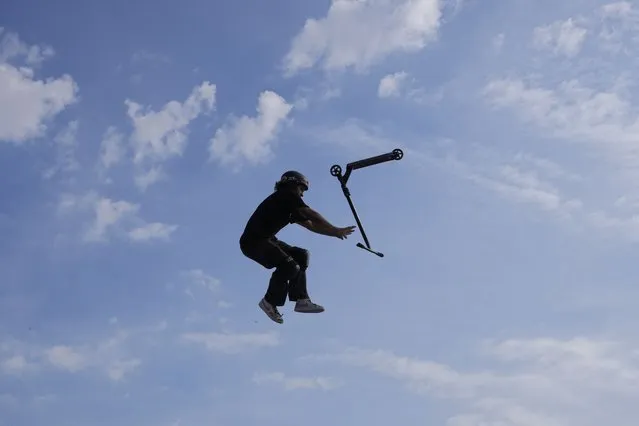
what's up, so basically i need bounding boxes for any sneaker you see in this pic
[294,298,325,313]
[259,298,283,324]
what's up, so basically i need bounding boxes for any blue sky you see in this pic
[2,0,639,425]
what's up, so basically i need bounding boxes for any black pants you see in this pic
[240,235,310,307]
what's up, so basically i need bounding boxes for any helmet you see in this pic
[276,170,309,191]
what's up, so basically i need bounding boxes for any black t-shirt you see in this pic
[241,189,309,241]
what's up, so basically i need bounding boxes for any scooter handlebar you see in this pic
[346,149,403,171]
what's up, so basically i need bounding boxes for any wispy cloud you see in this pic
[0,323,167,382]
[130,50,170,65]
[98,125,125,171]
[598,1,639,53]
[128,222,178,242]
[481,3,639,184]
[307,118,397,157]
[378,71,409,98]
[532,17,588,57]
[463,2,639,241]
[83,196,140,242]
[58,191,178,243]
[318,115,639,242]
[181,269,221,294]
[307,336,639,425]
[133,166,165,191]
[0,27,54,66]
[422,138,639,240]
[182,331,280,354]
[252,371,343,391]
[377,70,444,104]
[45,345,91,373]
[292,81,341,111]
[482,77,639,167]
[1,355,36,375]
[43,119,80,179]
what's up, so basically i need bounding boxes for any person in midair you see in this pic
[239,170,356,324]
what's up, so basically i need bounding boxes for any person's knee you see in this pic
[293,248,310,270]
[275,257,300,280]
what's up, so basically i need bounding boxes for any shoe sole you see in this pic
[294,307,325,313]
[259,301,283,324]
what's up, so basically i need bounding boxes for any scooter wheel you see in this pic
[330,164,342,176]
[392,149,404,160]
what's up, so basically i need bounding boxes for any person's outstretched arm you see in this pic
[296,207,355,239]
[298,219,336,236]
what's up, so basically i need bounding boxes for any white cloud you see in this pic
[252,371,343,390]
[126,81,216,164]
[179,270,225,325]
[128,222,178,241]
[45,345,86,372]
[482,77,639,176]
[182,331,279,354]
[209,90,293,169]
[456,4,639,241]
[0,27,54,66]
[133,166,165,191]
[602,1,633,17]
[493,33,505,52]
[106,358,141,382]
[45,335,142,381]
[310,336,639,425]
[125,81,216,189]
[600,1,637,28]
[446,399,566,426]
[486,338,639,385]
[532,18,588,57]
[378,71,409,98]
[0,393,18,406]
[2,324,165,382]
[57,190,98,215]
[324,117,639,242]
[481,7,639,186]
[292,82,342,111]
[83,197,140,242]
[0,64,78,144]
[130,50,170,65]
[182,269,221,293]
[0,30,78,144]
[409,135,639,240]
[376,71,441,104]
[512,152,582,183]
[58,192,178,243]
[1,355,35,375]
[310,118,396,155]
[99,126,125,170]
[469,163,583,219]
[282,0,443,75]
[598,1,639,53]
[43,119,80,178]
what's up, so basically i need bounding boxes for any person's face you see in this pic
[295,184,307,197]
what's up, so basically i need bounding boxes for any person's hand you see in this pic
[333,226,356,240]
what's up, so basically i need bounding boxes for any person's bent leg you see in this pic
[286,247,310,302]
[240,237,297,323]
[284,246,324,314]
[265,255,300,306]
